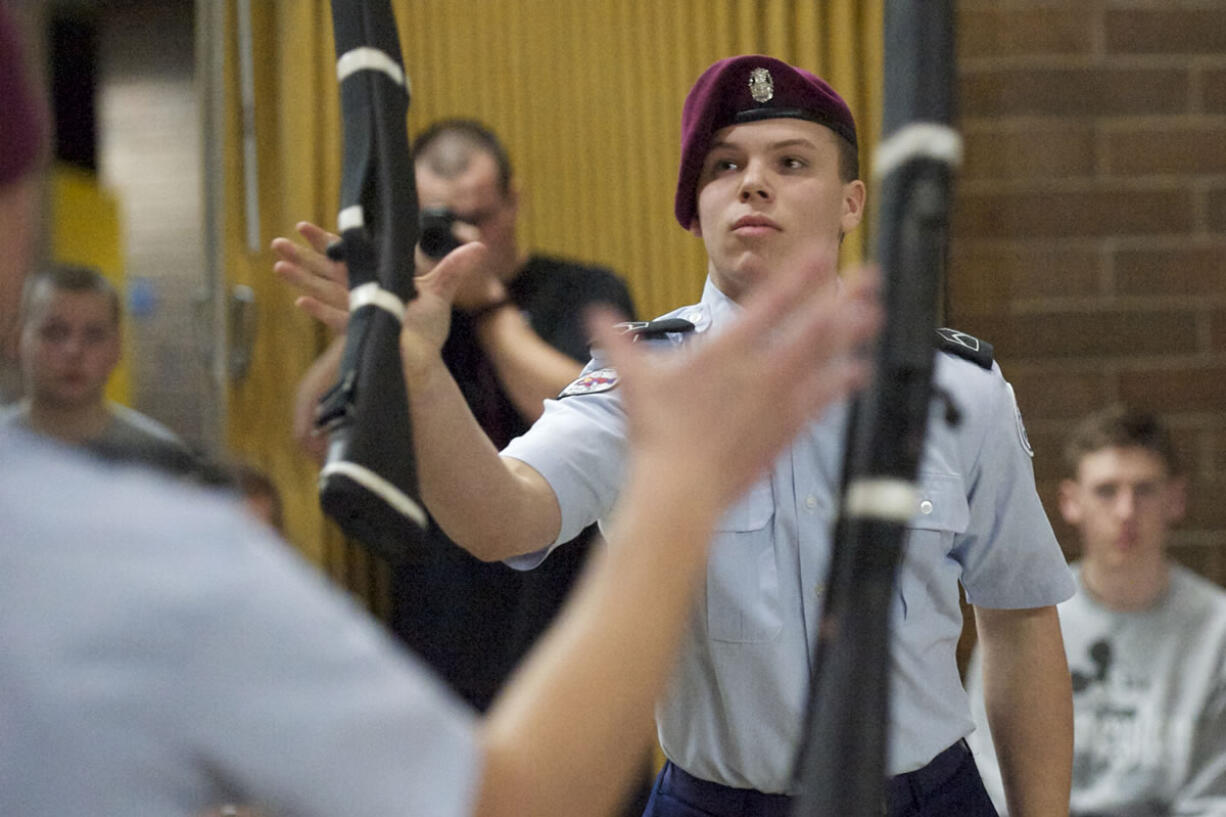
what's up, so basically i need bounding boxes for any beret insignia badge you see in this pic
[748,67,774,103]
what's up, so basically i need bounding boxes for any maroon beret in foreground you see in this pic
[674,55,857,229]
[0,4,47,187]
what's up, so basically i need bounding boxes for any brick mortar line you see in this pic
[959,176,1226,194]
[1032,418,1226,433]
[1006,297,1226,313]
[959,54,1226,72]
[952,235,1226,251]
[1008,356,1226,372]
[961,114,1226,132]
[1001,354,1226,371]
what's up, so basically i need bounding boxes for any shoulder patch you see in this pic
[559,367,620,399]
[616,318,696,341]
[935,328,994,369]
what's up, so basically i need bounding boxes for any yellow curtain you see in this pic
[222,0,377,603]
[222,0,882,595]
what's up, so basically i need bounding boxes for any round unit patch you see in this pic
[559,367,620,398]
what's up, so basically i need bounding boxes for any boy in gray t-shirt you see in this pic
[967,405,1226,816]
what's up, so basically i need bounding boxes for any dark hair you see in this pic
[22,264,121,326]
[835,135,859,183]
[411,118,513,196]
[1063,404,1180,477]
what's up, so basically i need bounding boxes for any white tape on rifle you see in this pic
[349,282,405,321]
[873,122,963,178]
[338,205,365,232]
[336,46,406,87]
[321,460,428,529]
[843,478,919,523]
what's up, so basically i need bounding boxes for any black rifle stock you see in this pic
[791,3,960,814]
[317,0,427,559]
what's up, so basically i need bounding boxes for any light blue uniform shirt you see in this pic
[503,277,1074,793]
[1,428,479,817]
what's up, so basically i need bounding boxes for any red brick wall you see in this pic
[950,1,1226,581]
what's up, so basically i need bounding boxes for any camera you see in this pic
[418,206,464,260]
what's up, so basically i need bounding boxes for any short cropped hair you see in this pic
[834,137,859,184]
[411,118,513,196]
[21,264,121,326]
[1063,404,1180,478]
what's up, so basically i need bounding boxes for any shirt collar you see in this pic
[683,276,740,333]
[697,271,846,329]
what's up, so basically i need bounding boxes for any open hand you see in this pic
[271,222,350,331]
[398,241,494,377]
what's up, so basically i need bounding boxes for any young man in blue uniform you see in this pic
[283,55,1075,817]
[0,12,881,815]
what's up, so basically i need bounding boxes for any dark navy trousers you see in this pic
[642,740,999,817]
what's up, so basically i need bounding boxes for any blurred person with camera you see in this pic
[273,118,635,714]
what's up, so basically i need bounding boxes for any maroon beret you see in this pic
[0,4,47,187]
[674,55,857,229]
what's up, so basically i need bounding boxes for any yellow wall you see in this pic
[222,0,882,595]
[221,0,355,588]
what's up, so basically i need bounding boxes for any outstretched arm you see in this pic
[472,259,880,817]
[976,604,1073,817]
[394,241,571,560]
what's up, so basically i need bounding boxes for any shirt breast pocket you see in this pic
[706,479,780,643]
[896,471,969,622]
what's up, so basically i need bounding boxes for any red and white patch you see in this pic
[559,367,620,398]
